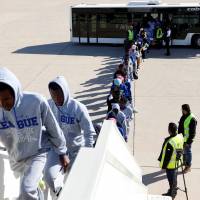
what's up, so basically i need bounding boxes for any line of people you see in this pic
[103,43,143,143]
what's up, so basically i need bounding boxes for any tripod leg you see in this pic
[172,161,179,198]
[180,159,189,200]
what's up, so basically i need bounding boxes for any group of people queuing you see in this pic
[125,15,172,56]
[158,104,197,199]
[0,68,96,199]
[104,41,143,142]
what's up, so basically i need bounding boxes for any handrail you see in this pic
[0,143,20,199]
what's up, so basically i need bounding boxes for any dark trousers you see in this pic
[141,49,146,59]
[184,144,192,167]
[166,169,177,198]
[124,39,133,52]
[156,38,163,48]
[165,38,170,55]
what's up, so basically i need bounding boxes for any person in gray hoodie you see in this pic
[44,76,95,195]
[0,68,69,200]
[106,103,127,141]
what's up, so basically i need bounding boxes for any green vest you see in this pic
[184,113,194,142]
[160,134,184,169]
[156,28,163,39]
[128,30,134,41]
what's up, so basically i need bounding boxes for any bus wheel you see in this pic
[192,35,200,48]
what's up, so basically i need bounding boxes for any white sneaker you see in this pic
[133,108,138,113]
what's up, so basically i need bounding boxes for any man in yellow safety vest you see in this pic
[178,104,197,173]
[158,122,184,199]
[156,26,163,48]
[126,25,134,48]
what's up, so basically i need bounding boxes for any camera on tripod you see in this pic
[176,148,183,161]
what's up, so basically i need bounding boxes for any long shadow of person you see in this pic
[142,169,166,186]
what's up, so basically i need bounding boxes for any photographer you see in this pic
[158,123,184,199]
[164,26,171,56]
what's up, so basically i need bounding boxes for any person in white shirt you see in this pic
[165,26,171,56]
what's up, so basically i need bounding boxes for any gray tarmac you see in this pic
[0,0,199,199]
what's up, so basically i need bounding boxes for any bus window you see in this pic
[79,14,88,37]
[99,14,107,29]
[151,13,158,19]
[89,15,97,37]
[172,14,200,39]
[188,15,200,30]
[99,14,113,37]
[98,13,128,38]
[72,12,79,37]
[132,13,145,26]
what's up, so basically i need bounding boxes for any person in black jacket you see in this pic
[164,26,171,56]
[106,85,122,113]
[178,104,197,173]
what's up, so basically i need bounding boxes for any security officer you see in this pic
[178,104,197,174]
[156,26,163,48]
[126,25,134,49]
[158,122,184,199]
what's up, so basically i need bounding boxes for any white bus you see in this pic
[70,1,200,47]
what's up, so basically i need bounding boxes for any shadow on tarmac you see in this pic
[147,47,200,59]
[13,42,200,59]
[142,170,167,186]
[13,42,123,57]
[74,54,121,123]
[142,168,184,186]
[14,42,124,123]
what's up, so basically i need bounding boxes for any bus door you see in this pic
[79,14,97,43]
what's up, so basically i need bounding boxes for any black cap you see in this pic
[168,122,177,135]
[182,104,191,114]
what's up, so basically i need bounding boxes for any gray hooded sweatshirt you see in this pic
[0,68,67,172]
[107,103,127,137]
[48,76,95,154]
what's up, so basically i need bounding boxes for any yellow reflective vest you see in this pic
[184,113,195,142]
[160,134,184,169]
[156,27,163,39]
[128,30,134,41]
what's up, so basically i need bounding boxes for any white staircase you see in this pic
[0,146,20,200]
[57,120,171,200]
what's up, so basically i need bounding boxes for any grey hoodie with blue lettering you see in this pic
[48,76,95,154]
[0,68,67,172]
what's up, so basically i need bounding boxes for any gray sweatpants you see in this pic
[18,152,47,200]
[44,149,78,194]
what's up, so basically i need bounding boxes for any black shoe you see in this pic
[162,193,171,196]
[162,189,172,197]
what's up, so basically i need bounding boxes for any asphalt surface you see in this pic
[0,0,199,199]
